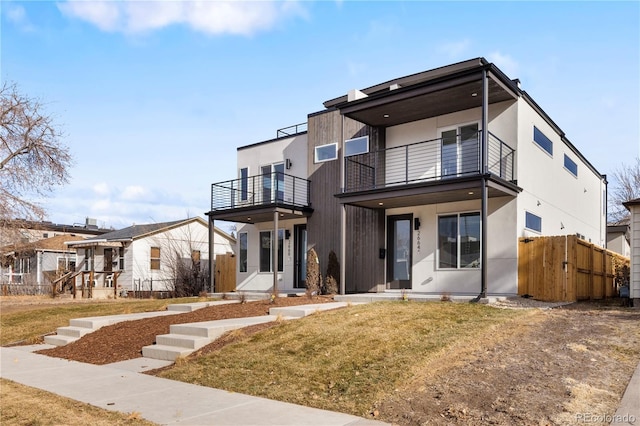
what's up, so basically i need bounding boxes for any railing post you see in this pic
[499,139,503,178]
[405,145,409,184]
[292,176,296,206]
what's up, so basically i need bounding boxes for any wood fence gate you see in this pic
[518,235,630,302]
[215,253,236,293]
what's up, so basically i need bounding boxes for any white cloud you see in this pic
[487,51,519,78]
[6,4,35,32]
[57,0,306,36]
[120,185,146,200]
[92,182,110,196]
[437,39,471,58]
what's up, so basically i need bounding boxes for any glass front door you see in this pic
[294,224,307,289]
[387,215,412,289]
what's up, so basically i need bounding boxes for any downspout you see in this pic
[479,67,489,299]
[340,114,346,295]
[208,215,215,293]
[273,211,279,296]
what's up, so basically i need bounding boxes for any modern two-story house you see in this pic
[206,58,607,298]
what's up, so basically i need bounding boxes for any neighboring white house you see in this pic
[1,235,84,286]
[207,58,607,297]
[67,217,235,298]
[607,219,631,258]
[623,199,640,306]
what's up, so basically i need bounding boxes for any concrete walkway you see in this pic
[2,300,385,425]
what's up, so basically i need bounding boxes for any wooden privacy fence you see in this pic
[518,235,630,302]
[215,253,236,293]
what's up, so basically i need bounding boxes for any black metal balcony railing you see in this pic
[344,131,515,192]
[276,122,308,138]
[211,172,311,211]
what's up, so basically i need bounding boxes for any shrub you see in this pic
[323,250,339,295]
[306,247,321,296]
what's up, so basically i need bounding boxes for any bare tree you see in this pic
[0,82,72,240]
[609,158,640,222]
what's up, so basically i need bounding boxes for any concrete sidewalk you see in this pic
[1,346,386,425]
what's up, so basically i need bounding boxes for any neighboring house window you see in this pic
[525,212,542,233]
[192,250,201,272]
[84,249,92,271]
[240,167,248,202]
[315,143,338,163]
[118,247,125,270]
[533,126,553,156]
[239,232,248,273]
[104,248,113,272]
[344,136,369,157]
[259,230,284,272]
[438,212,481,269]
[43,233,48,238]
[14,257,30,273]
[564,154,578,177]
[150,247,161,270]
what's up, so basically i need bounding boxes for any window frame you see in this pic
[344,136,369,157]
[259,230,284,273]
[533,126,553,156]
[239,167,249,202]
[118,247,125,270]
[563,154,578,177]
[437,211,482,270]
[150,246,161,270]
[314,143,338,163]
[239,232,248,273]
[525,211,542,233]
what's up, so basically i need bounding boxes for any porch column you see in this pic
[273,211,279,295]
[340,204,346,295]
[480,67,489,298]
[208,215,215,293]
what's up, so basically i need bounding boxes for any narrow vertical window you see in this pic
[239,232,248,273]
[240,167,248,201]
[259,230,284,272]
[118,247,125,270]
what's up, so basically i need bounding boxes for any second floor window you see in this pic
[150,247,161,270]
[315,143,337,163]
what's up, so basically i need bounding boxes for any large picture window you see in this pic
[259,230,284,272]
[239,232,248,273]
[438,212,481,269]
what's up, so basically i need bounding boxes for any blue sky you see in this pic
[2,0,639,231]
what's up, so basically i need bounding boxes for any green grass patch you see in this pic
[159,301,526,417]
[0,297,212,345]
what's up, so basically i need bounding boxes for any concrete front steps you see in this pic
[142,301,351,362]
[44,300,239,347]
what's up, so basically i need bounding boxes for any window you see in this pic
[239,232,248,272]
[314,143,337,163]
[344,136,369,157]
[564,154,578,177]
[438,212,481,269]
[525,212,542,233]
[441,123,479,176]
[118,247,125,270]
[261,163,285,202]
[84,249,92,271]
[150,247,161,270]
[259,230,284,272]
[533,126,553,156]
[240,167,248,201]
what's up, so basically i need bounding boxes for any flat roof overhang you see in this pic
[206,204,314,224]
[336,67,518,128]
[335,175,521,210]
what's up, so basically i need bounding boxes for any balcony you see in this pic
[208,172,312,224]
[338,131,519,209]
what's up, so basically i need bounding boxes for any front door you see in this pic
[387,214,412,289]
[294,224,307,289]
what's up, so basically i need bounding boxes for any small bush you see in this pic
[323,250,339,295]
[306,248,321,296]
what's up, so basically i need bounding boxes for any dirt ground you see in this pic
[5,296,640,425]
